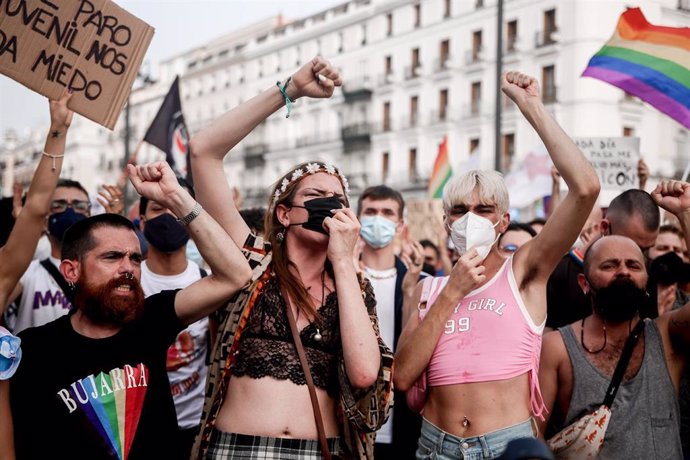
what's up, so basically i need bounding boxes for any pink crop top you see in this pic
[418,257,547,419]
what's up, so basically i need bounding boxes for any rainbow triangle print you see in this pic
[582,7,690,129]
[58,363,149,460]
[429,136,453,199]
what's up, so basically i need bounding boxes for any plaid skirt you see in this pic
[207,429,341,459]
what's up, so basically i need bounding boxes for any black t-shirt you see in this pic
[546,253,592,329]
[11,290,183,460]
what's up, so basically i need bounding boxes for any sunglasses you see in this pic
[50,199,91,214]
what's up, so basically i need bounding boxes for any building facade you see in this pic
[4,0,689,210]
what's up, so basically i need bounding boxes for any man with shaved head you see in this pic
[546,189,661,329]
[539,233,690,458]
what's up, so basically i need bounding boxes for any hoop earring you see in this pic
[276,227,286,243]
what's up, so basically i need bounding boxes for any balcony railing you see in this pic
[342,77,373,102]
[535,29,558,48]
[465,48,483,65]
[341,123,372,141]
[244,143,268,157]
[404,65,422,80]
[378,72,396,86]
[434,57,453,72]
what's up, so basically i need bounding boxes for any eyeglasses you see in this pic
[499,243,519,253]
[50,199,91,214]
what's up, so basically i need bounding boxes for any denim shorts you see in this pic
[416,417,535,459]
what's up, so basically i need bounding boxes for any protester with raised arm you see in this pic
[190,56,392,459]
[9,161,251,459]
[394,71,600,459]
[0,93,73,460]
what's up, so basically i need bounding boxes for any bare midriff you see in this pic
[423,373,532,437]
[215,375,339,438]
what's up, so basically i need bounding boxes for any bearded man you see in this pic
[8,162,251,460]
[539,235,690,459]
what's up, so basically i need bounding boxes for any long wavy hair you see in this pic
[264,161,350,321]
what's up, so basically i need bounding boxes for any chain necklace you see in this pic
[581,316,607,354]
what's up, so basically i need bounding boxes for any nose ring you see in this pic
[124,272,133,280]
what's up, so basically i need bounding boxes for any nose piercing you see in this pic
[124,272,133,280]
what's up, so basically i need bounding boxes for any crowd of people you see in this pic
[1,57,689,460]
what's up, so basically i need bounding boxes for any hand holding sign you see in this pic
[651,180,690,218]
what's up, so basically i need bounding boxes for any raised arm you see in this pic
[127,162,252,325]
[394,250,485,391]
[0,94,73,308]
[505,72,600,284]
[190,56,342,246]
[653,180,690,348]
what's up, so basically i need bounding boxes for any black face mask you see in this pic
[144,213,190,253]
[589,277,649,323]
[289,196,344,235]
[48,208,86,242]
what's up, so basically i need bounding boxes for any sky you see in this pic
[0,0,342,135]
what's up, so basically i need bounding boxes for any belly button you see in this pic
[282,428,290,436]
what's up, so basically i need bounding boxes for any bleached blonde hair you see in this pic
[442,170,509,216]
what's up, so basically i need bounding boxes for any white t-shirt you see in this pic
[141,259,208,430]
[364,266,397,445]
[9,257,71,334]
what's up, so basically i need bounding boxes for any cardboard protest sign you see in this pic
[574,137,640,191]
[0,0,154,129]
[406,199,445,243]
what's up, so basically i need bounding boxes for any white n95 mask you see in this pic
[450,212,500,260]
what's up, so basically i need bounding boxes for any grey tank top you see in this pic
[559,319,682,459]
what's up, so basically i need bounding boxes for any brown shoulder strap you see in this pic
[283,289,332,460]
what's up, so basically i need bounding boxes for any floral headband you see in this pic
[270,162,351,212]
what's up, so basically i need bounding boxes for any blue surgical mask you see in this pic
[360,215,397,249]
[48,208,86,242]
[0,327,21,379]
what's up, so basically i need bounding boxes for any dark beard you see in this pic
[591,277,648,323]
[74,274,145,327]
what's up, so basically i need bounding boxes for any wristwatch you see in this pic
[178,202,202,226]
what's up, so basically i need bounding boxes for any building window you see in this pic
[507,20,518,52]
[471,82,481,114]
[383,102,391,132]
[542,65,557,103]
[472,30,483,61]
[469,138,480,154]
[414,3,421,28]
[439,39,450,69]
[338,32,344,53]
[501,133,515,172]
[412,48,420,68]
[382,152,390,181]
[295,46,301,66]
[361,24,367,45]
[444,0,451,18]
[407,48,421,79]
[385,55,393,75]
[409,148,418,181]
[439,89,449,121]
[410,96,419,127]
[386,13,393,37]
[623,126,635,137]
[544,9,557,44]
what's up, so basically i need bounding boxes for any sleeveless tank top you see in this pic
[559,320,682,459]
[419,257,546,418]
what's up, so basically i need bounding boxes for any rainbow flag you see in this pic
[582,7,690,129]
[428,136,453,199]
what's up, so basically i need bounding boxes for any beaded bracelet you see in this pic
[42,151,64,171]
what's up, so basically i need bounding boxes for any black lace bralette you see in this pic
[231,277,341,398]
